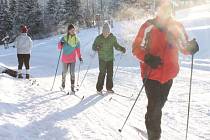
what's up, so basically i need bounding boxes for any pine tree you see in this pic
[16,0,44,37]
[64,0,81,23]
[15,0,27,28]
[8,0,18,36]
[46,0,59,30]
[9,0,17,20]
[58,1,65,20]
[0,1,13,41]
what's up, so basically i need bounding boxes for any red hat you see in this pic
[20,25,28,33]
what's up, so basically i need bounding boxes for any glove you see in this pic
[186,38,199,55]
[95,45,102,51]
[61,40,65,45]
[144,54,162,69]
[121,47,126,53]
[79,57,83,62]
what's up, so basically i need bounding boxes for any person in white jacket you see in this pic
[15,25,32,79]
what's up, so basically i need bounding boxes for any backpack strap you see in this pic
[142,18,169,52]
[141,18,156,53]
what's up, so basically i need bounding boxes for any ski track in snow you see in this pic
[0,67,209,140]
[0,4,210,140]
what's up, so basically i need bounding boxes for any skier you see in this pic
[58,24,83,93]
[132,1,199,140]
[92,22,126,94]
[15,25,33,79]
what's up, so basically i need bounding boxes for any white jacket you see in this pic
[15,33,33,54]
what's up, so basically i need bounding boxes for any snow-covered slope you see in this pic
[0,4,210,140]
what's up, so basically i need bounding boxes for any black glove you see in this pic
[79,57,83,62]
[186,38,199,55]
[121,47,126,53]
[144,54,162,69]
[95,45,102,51]
[95,46,100,51]
[61,40,65,45]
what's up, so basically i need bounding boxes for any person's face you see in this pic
[103,32,110,38]
[157,1,172,20]
[68,28,75,35]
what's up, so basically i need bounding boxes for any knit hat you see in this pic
[68,24,75,31]
[20,25,28,33]
[102,23,111,33]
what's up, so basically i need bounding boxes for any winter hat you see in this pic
[68,24,75,31]
[20,25,28,33]
[102,23,111,33]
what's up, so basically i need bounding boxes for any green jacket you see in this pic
[92,33,124,61]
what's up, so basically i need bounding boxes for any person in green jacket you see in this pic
[92,22,126,94]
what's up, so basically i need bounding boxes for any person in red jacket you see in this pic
[132,1,199,140]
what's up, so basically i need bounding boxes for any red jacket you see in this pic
[132,17,189,84]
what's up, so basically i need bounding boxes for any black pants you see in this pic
[17,54,30,70]
[144,79,173,140]
[96,59,113,91]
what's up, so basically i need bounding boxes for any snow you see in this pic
[0,4,210,140]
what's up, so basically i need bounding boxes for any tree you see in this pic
[15,0,44,37]
[9,0,17,22]
[8,0,18,37]
[57,1,66,23]
[0,1,13,41]
[46,0,59,30]
[64,0,81,23]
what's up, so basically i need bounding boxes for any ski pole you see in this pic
[77,52,96,91]
[119,71,151,133]
[113,53,123,80]
[185,54,194,140]
[51,49,62,91]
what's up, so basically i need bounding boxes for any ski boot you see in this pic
[71,79,75,94]
[26,74,30,79]
[107,89,114,94]
[18,74,23,79]
[71,86,75,94]
[97,90,103,95]
[60,76,65,91]
[61,82,65,91]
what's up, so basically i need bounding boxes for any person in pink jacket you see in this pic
[58,24,83,93]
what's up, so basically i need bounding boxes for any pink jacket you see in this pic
[58,35,81,63]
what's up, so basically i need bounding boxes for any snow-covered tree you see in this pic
[8,0,18,36]
[57,1,66,23]
[45,0,59,31]
[15,0,44,37]
[64,0,81,23]
[9,0,17,22]
[0,1,13,41]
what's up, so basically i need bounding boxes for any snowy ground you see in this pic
[0,4,210,140]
